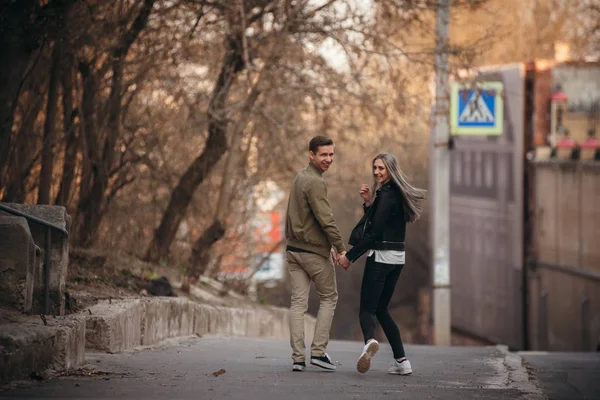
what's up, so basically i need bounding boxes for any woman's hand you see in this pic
[338,254,350,269]
[359,184,371,206]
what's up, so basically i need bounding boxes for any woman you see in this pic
[338,153,426,374]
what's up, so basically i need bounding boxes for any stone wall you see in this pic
[0,217,38,313]
[0,203,70,315]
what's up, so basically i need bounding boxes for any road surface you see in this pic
[1,336,542,399]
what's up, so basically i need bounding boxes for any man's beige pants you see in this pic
[286,250,338,363]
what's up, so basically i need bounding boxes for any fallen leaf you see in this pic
[211,369,226,377]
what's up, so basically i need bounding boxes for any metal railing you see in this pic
[0,203,69,315]
[529,259,598,351]
[531,259,600,282]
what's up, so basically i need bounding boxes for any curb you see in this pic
[0,315,85,385]
[85,298,314,353]
[1,298,314,385]
[495,345,547,399]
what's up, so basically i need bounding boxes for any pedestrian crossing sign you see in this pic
[450,81,503,135]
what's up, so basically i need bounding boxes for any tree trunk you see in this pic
[144,37,245,263]
[212,85,262,223]
[72,61,98,247]
[37,41,61,205]
[77,60,97,208]
[74,0,156,247]
[188,220,226,278]
[199,43,280,278]
[1,93,45,203]
[0,0,76,191]
[55,49,77,207]
[0,0,38,191]
[0,50,29,189]
[196,83,263,278]
[75,60,123,247]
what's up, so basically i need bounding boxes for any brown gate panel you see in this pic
[530,162,600,351]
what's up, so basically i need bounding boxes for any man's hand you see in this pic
[338,254,350,269]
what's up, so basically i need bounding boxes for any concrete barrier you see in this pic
[0,314,85,385]
[141,298,195,346]
[84,298,315,351]
[85,300,143,353]
[0,216,38,313]
[1,297,315,385]
[0,203,70,315]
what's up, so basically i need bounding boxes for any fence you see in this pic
[528,160,600,351]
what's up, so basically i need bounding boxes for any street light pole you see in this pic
[432,0,451,346]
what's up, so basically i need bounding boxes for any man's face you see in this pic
[309,145,334,173]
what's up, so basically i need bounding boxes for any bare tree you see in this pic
[0,0,76,191]
[73,0,157,247]
[38,42,62,205]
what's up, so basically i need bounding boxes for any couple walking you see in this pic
[285,135,426,374]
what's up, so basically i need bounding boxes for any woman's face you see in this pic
[373,158,390,185]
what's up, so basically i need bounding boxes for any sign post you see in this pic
[432,0,451,346]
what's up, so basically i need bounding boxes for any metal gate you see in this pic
[449,65,525,349]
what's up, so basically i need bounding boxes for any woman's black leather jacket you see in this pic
[346,181,406,262]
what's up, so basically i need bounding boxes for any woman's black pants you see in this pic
[359,255,406,359]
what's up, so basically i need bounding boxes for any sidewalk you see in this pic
[519,351,600,400]
[1,338,546,399]
[3,333,599,399]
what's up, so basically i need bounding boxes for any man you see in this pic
[285,135,346,372]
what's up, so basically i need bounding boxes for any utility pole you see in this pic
[432,0,451,346]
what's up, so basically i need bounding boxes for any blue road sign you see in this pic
[450,82,503,135]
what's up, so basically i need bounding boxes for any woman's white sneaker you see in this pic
[356,339,379,373]
[388,359,412,375]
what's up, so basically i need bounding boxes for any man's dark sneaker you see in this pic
[292,362,306,372]
[310,353,336,371]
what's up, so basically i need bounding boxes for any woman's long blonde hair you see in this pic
[371,153,426,223]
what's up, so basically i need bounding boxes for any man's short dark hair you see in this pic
[309,136,334,153]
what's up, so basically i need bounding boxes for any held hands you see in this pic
[337,253,350,269]
[336,183,368,270]
[360,184,371,206]
[331,249,351,269]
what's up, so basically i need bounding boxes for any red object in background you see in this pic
[551,91,568,102]
[580,137,600,149]
[556,137,577,148]
[269,211,281,243]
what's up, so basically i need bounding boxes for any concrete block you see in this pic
[141,298,195,346]
[53,316,86,370]
[245,307,263,337]
[0,315,86,385]
[192,303,210,336]
[0,323,55,384]
[0,203,71,315]
[141,299,170,346]
[210,306,233,335]
[0,217,37,313]
[231,308,249,336]
[200,304,216,334]
[171,298,195,338]
[85,300,142,352]
[254,307,286,338]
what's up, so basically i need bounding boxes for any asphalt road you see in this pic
[519,351,600,400]
[0,336,539,399]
